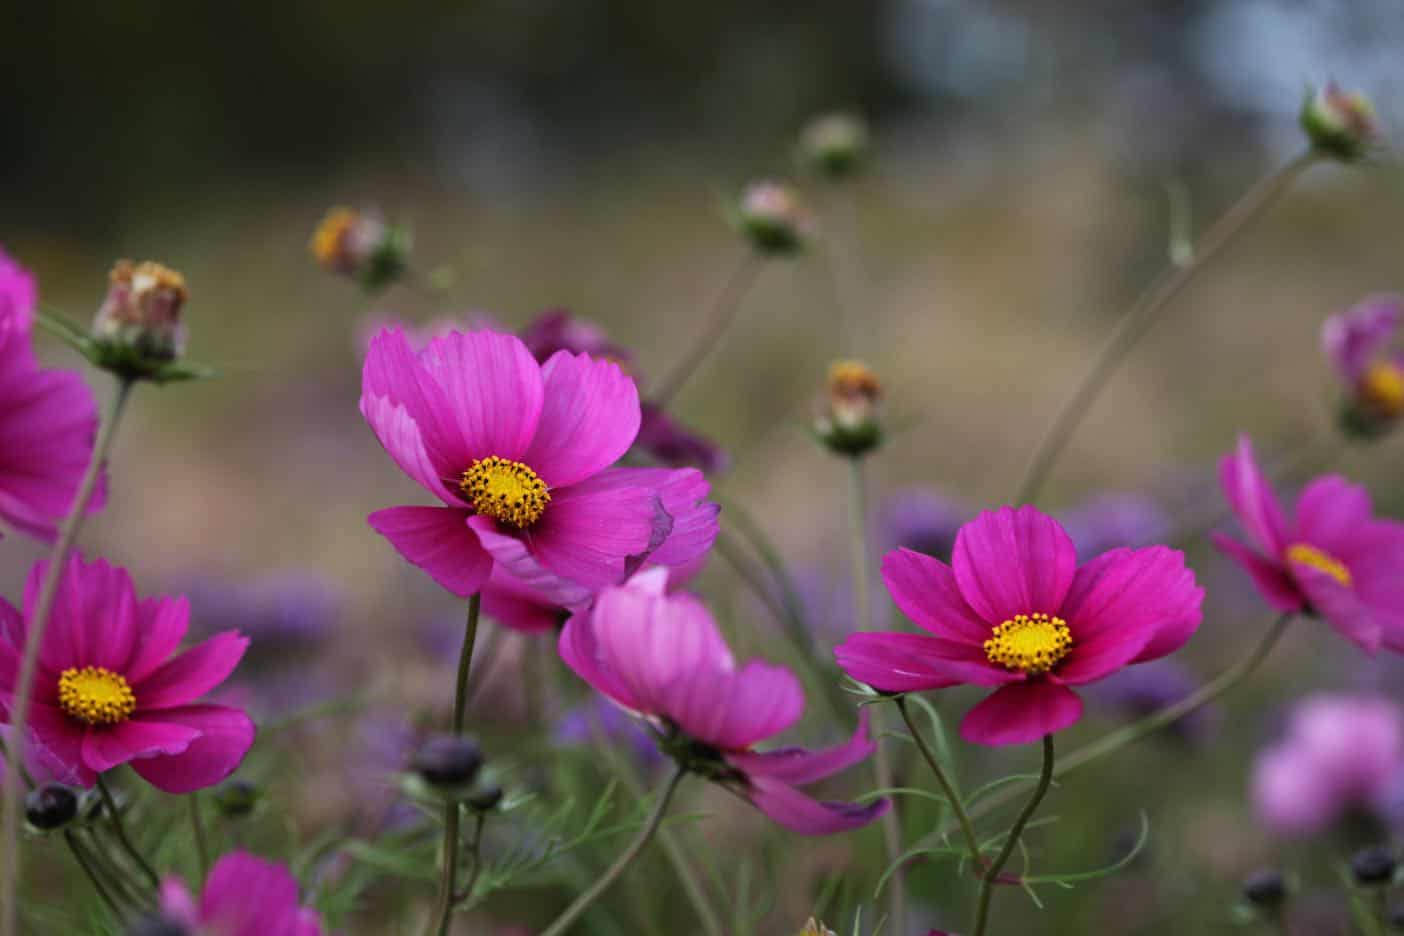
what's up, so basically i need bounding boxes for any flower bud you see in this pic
[212,778,259,818]
[310,207,410,294]
[734,181,810,255]
[411,735,483,789]
[92,260,187,371]
[1352,846,1397,886]
[797,113,871,179]
[1301,84,1380,162]
[24,784,78,831]
[1240,868,1288,909]
[814,359,883,457]
[125,915,190,936]
[467,782,504,812]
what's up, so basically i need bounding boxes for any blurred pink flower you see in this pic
[836,505,1203,746]
[0,556,254,792]
[0,248,104,540]
[1212,435,1404,653]
[157,850,326,935]
[1322,295,1404,431]
[362,328,717,600]
[1253,693,1404,837]
[559,570,888,834]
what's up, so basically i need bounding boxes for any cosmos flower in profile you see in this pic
[1322,295,1404,436]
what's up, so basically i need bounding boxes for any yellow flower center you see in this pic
[983,613,1073,675]
[310,208,357,267]
[1361,360,1404,416]
[1285,542,1353,587]
[57,666,136,726]
[460,456,550,528]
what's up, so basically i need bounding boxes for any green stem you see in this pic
[1013,150,1318,505]
[1,378,133,936]
[81,827,152,914]
[650,252,763,407]
[96,776,160,893]
[895,697,982,869]
[452,813,487,904]
[538,765,687,936]
[189,792,210,886]
[64,831,125,919]
[429,594,482,936]
[972,735,1055,936]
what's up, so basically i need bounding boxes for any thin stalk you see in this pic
[96,776,160,892]
[895,697,982,868]
[189,792,210,886]
[972,735,1055,936]
[64,831,125,919]
[1,378,134,936]
[650,253,763,407]
[714,494,816,660]
[538,765,687,936]
[429,594,482,936]
[452,813,487,904]
[1013,150,1318,505]
[81,827,152,914]
[819,184,870,357]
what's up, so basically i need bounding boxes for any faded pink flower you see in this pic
[155,850,326,935]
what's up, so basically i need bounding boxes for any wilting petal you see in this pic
[729,710,876,785]
[952,506,1077,624]
[133,631,250,710]
[880,548,993,643]
[1219,436,1288,556]
[129,704,255,794]
[834,632,1017,692]
[959,679,1084,746]
[742,774,890,835]
[522,351,641,488]
[1211,533,1304,612]
[418,329,543,464]
[369,506,492,598]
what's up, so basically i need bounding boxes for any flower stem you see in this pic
[538,764,687,936]
[81,826,152,913]
[96,776,161,893]
[972,734,1055,936]
[64,831,125,919]
[189,792,210,886]
[430,594,482,936]
[650,252,764,407]
[1013,150,1318,506]
[452,812,487,904]
[0,377,134,936]
[895,696,982,868]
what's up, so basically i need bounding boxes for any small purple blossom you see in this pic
[1059,493,1172,558]
[879,487,970,562]
[1089,659,1215,744]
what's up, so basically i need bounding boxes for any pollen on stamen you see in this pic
[460,456,551,528]
[983,612,1073,675]
[1361,361,1404,416]
[57,666,137,726]
[1286,542,1353,587]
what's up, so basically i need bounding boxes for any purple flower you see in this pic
[1322,295,1404,433]
[1253,693,1404,837]
[519,308,633,368]
[158,850,327,935]
[554,696,662,770]
[879,487,970,562]
[1059,493,1172,558]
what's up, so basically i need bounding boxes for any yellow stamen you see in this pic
[1361,360,1404,416]
[57,666,136,726]
[460,456,550,528]
[1285,542,1353,587]
[983,612,1073,675]
[310,208,357,267]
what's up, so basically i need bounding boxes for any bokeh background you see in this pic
[7,1,1404,933]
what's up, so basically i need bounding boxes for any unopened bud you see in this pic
[798,113,871,179]
[1352,846,1397,886]
[92,260,187,373]
[814,359,883,457]
[411,735,483,789]
[212,778,259,818]
[310,207,410,294]
[1240,868,1288,909]
[467,782,504,812]
[25,784,78,831]
[1301,84,1380,162]
[735,181,810,255]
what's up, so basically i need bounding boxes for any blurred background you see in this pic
[7,0,1404,932]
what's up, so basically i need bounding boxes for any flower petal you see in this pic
[133,631,249,710]
[728,709,877,785]
[1210,533,1304,612]
[360,394,458,504]
[521,351,641,488]
[128,704,256,794]
[834,632,1017,692]
[1294,475,1374,559]
[29,556,137,674]
[362,327,473,476]
[667,660,804,750]
[742,774,891,835]
[1219,436,1288,556]
[880,548,992,643]
[199,851,304,936]
[24,701,92,787]
[123,596,191,684]
[1295,567,1381,653]
[959,680,1084,746]
[573,467,719,568]
[1322,295,1402,383]
[418,329,544,463]
[82,718,202,774]
[952,506,1077,624]
[467,518,595,608]
[481,569,569,633]
[368,506,492,598]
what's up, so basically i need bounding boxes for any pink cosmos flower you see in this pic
[0,248,104,539]
[559,570,888,834]
[1212,435,1404,653]
[0,556,254,792]
[835,505,1204,746]
[1322,295,1404,429]
[362,328,717,600]
[1252,693,1404,838]
[156,850,326,936]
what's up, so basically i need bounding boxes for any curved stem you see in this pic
[429,594,483,936]
[452,813,487,904]
[64,831,125,919]
[895,697,982,868]
[96,776,160,893]
[972,735,1055,936]
[1013,150,1317,505]
[189,792,210,886]
[650,253,763,407]
[538,765,686,936]
[1,378,133,936]
[81,827,152,914]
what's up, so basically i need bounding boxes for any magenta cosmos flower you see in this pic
[156,850,326,936]
[1212,435,1404,653]
[0,248,104,539]
[0,556,254,791]
[835,505,1204,746]
[362,328,717,600]
[1323,295,1404,432]
[559,570,889,834]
